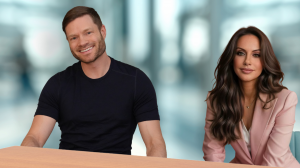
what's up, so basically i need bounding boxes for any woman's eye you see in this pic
[253,53,260,57]
[237,51,245,56]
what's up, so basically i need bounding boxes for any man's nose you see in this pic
[78,36,88,48]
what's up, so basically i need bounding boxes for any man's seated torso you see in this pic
[35,57,159,154]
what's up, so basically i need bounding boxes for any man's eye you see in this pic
[87,32,91,34]
[70,37,76,40]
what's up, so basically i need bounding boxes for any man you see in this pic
[21,6,167,157]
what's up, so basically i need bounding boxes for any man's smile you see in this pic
[80,46,94,53]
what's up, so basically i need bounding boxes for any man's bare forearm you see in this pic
[146,143,167,158]
[21,135,41,147]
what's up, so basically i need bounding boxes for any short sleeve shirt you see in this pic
[35,57,160,155]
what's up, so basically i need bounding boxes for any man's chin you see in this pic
[75,55,100,64]
[79,58,96,64]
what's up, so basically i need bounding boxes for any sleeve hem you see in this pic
[135,109,160,123]
[34,112,58,122]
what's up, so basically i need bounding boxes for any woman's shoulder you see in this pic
[274,89,298,109]
[275,89,297,100]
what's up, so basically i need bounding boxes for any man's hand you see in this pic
[138,120,167,157]
[21,115,56,147]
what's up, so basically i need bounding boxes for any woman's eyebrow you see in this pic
[236,47,260,52]
[236,47,246,51]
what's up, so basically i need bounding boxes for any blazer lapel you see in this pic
[236,122,252,160]
[251,93,278,163]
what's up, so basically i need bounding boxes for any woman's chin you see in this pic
[239,77,258,83]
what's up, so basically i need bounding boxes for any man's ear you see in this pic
[100,24,106,39]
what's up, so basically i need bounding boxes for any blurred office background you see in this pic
[1,0,300,162]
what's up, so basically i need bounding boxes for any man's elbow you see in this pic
[21,134,42,147]
[146,141,167,158]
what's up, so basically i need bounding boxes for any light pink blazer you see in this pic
[203,89,300,168]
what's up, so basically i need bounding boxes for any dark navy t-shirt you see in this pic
[35,57,160,155]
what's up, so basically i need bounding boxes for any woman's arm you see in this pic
[202,94,226,162]
[261,91,298,167]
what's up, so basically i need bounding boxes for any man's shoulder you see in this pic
[45,62,79,85]
[110,57,140,77]
[59,61,80,77]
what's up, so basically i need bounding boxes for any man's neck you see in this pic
[81,51,111,79]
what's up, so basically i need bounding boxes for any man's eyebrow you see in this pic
[67,34,76,38]
[83,28,92,32]
[67,28,93,38]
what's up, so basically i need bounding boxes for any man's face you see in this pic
[65,15,106,64]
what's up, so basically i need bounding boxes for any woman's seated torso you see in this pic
[229,89,299,167]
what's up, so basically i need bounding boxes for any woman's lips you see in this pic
[240,68,254,74]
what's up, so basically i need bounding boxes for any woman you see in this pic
[202,26,299,168]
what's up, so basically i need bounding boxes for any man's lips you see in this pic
[240,68,254,74]
[79,46,94,53]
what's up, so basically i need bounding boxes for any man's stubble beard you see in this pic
[71,35,106,64]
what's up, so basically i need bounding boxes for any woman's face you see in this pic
[233,34,263,84]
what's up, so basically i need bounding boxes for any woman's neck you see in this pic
[240,80,257,102]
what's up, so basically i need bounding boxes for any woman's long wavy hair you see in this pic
[207,26,287,145]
